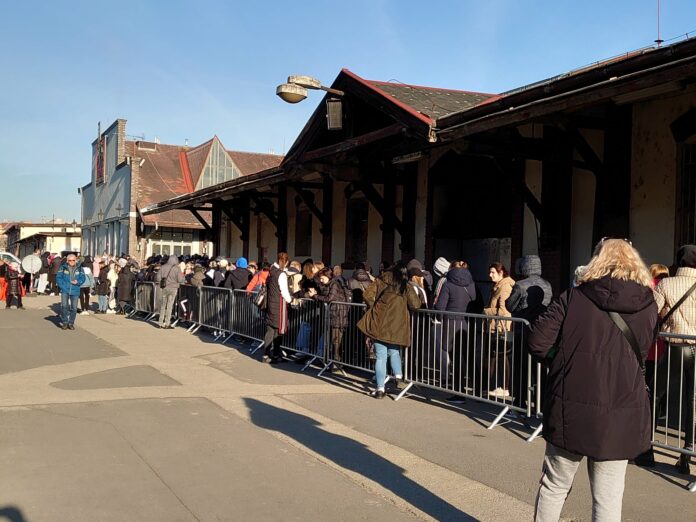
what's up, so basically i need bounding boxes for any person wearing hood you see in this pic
[431,256,450,304]
[652,244,696,474]
[155,255,185,329]
[528,239,657,521]
[348,262,374,304]
[116,263,135,314]
[56,254,86,329]
[190,265,206,288]
[434,265,476,402]
[506,255,553,324]
[224,257,251,291]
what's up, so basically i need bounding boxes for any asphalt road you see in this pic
[0,296,693,521]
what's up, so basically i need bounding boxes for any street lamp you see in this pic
[71,219,77,232]
[276,75,345,130]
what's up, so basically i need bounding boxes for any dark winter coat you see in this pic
[96,267,110,296]
[527,276,657,460]
[357,274,422,347]
[434,268,475,315]
[314,277,352,328]
[225,267,251,291]
[39,252,51,275]
[265,265,289,332]
[117,269,135,302]
[506,255,553,324]
[190,267,205,288]
[348,269,372,303]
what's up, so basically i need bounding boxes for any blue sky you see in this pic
[1,0,695,222]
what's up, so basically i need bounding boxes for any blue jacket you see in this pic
[56,263,86,296]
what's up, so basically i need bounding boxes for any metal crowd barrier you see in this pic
[177,284,201,332]
[398,310,532,429]
[321,301,371,376]
[280,298,329,370]
[132,281,158,320]
[224,289,266,345]
[651,332,696,491]
[198,286,232,339]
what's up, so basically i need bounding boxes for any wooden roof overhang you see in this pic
[437,37,696,142]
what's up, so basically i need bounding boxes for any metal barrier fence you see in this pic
[225,289,266,344]
[177,284,201,331]
[280,298,328,370]
[399,310,532,429]
[198,286,232,336]
[132,281,158,319]
[651,333,696,465]
[321,302,372,376]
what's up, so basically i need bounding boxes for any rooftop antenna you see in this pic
[655,0,664,46]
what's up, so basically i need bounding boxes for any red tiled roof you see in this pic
[226,150,283,175]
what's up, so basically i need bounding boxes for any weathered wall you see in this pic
[631,85,696,265]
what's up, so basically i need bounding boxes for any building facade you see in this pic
[4,222,82,258]
[80,120,282,262]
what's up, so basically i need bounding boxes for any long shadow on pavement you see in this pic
[244,397,475,521]
[0,506,27,522]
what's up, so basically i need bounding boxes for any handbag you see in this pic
[253,284,267,311]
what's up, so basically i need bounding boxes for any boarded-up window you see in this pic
[345,198,368,264]
[294,205,312,257]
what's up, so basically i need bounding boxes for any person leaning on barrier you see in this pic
[348,262,373,304]
[259,252,293,364]
[246,262,270,293]
[528,238,657,522]
[313,267,352,372]
[155,255,185,329]
[651,244,696,475]
[224,257,252,291]
[358,262,422,399]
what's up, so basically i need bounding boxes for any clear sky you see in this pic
[1,0,695,223]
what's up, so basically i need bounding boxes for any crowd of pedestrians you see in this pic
[3,240,696,521]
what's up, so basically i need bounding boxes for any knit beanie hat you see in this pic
[677,244,696,268]
[433,257,450,277]
[236,257,248,269]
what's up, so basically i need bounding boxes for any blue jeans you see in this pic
[61,293,78,325]
[97,295,108,312]
[374,341,402,390]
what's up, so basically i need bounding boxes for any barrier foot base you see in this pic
[222,334,233,344]
[394,382,414,402]
[301,356,317,372]
[487,406,510,430]
[526,422,544,443]
[688,480,696,493]
[186,324,196,333]
[317,362,332,377]
[171,319,179,327]
[250,341,264,354]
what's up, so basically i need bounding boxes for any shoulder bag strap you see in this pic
[607,311,645,372]
[659,281,696,327]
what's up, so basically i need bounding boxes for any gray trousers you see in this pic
[534,443,627,522]
[159,287,178,327]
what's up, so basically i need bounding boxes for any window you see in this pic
[294,205,313,256]
[345,198,368,264]
[196,140,241,189]
[677,143,696,245]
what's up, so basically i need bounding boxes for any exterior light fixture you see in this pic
[276,75,346,129]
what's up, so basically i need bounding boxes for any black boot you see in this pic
[676,453,692,475]
[634,448,656,468]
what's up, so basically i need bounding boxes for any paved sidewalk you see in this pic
[0,296,693,521]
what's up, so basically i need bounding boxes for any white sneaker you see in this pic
[80,311,89,316]
[488,387,511,399]
[106,309,116,314]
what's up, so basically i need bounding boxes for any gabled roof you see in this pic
[363,78,496,122]
[128,139,283,226]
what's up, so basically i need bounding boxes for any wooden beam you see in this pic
[322,177,333,264]
[301,124,406,162]
[490,159,545,223]
[440,59,696,141]
[277,185,288,252]
[291,187,325,224]
[186,207,212,231]
[249,194,279,229]
[355,179,404,235]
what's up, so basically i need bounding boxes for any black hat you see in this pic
[677,244,696,268]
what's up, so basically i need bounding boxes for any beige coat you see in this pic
[484,276,515,332]
[654,267,696,344]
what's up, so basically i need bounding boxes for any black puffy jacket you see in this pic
[434,268,475,314]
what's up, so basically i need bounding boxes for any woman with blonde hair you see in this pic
[528,239,657,521]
